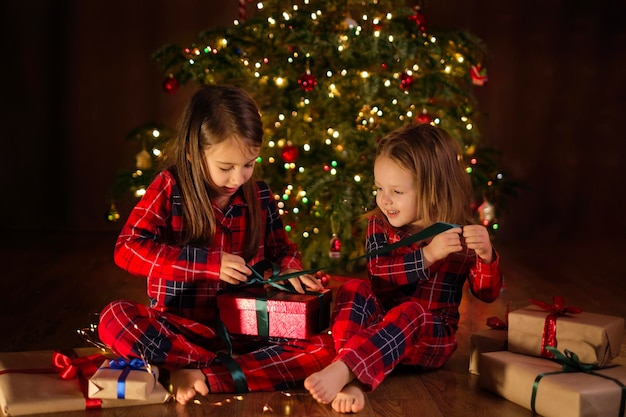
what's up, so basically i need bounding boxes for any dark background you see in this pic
[2,0,625,245]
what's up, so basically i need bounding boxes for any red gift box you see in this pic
[217,286,332,340]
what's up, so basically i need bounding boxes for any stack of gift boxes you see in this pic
[470,297,626,417]
[0,348,171,416]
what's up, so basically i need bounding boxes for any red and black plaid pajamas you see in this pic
[98,168,334,392]
[330,215,502,391]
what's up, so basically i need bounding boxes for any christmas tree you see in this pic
[109,0,513,270]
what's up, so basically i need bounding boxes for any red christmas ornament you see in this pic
[298,72,318,92]
[281,143,299,163]
[408,8,427,31]
[471,64,488,86]
[415,111,432,125]
[329,235,341,259]
[162,76,179,94]
[315,271,330,287]
[399,72,414,90]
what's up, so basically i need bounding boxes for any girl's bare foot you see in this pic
[170,369,209,405]
[332,381,366,413]
[304,360,354,404]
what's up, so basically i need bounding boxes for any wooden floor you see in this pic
[1,232,625,417]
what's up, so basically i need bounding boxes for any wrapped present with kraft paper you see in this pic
[88,358,159,400]
[217,286,332,340]
[507,297,624,367]
[0,348,170,416]
[478,349,626,417]
[469,329,508,375]
[469,303,511,375]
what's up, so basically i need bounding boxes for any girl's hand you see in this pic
[282,269,324,294]
[220,252,252,284]
[463,224,494,263]
[422,227,463,268]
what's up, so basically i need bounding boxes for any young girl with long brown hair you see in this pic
[98,84,333,405]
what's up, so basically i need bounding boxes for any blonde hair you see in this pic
[373,123,473,227]
[162,85,263,260]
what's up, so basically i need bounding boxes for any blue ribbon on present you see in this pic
[531,347,625,417]
[108,358,148,399]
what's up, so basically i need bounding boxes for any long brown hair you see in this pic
[372,123,473,228]
[162,85,263,260]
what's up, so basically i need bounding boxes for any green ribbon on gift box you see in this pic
[244,260,330,338]
[255,298,269,337]
[531,346,625,416]
[215,320,249,394]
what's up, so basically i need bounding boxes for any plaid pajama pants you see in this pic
[330,279,457,391]
[98,299,335,393]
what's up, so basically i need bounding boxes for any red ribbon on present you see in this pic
[0,350,105,410]
[529,296,582,358]
[486,301,511,330]
[52,350,105,409]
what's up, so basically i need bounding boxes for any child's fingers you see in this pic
[462,224,487,238]
[449,227,463,235]
[299,274,323,291]
[288,277,305,294]
[220,252,252,283]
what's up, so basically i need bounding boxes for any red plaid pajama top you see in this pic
[113,167,303,323]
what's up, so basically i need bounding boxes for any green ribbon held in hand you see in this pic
[250,221,459,286]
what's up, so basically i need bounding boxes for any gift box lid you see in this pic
[217,286,332,314]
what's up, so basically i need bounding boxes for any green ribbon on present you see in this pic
[530,346,625,416]
[249,286,330,338]
[215,320,249,394]
[216,352,249,394]
[255,298,269,337]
